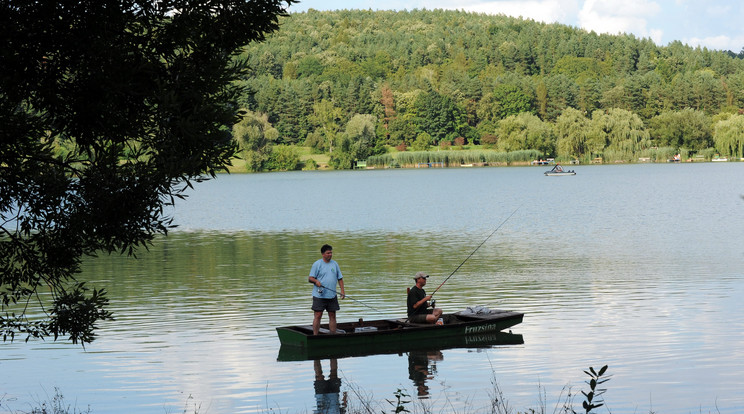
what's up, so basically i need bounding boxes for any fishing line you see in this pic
[430,204,522,296]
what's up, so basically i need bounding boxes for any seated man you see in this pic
[407,272,443,323]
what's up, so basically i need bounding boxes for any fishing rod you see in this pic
[309,282,386,314]
[430,204,522,297]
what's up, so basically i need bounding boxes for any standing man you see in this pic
[407,272,443,323]
[309,244,345,335]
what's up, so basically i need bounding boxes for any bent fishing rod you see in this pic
[430,204,522,297]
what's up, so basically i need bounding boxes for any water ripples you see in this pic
[3,164,744,413]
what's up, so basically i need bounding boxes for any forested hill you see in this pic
[235,9,744,170]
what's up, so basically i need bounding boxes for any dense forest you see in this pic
[232,9,744,170]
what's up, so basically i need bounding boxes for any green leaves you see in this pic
[713,114,744,159]
[648,109,712,150]
[581,365,610,413]
[385,388,411,413]
[49,284,114,345]
[1,0,292,345]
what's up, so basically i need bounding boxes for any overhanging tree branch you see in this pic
[1,0,294,345]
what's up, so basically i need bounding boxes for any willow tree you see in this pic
[496,112,555,155]
[587,108,651,161]
[1,0,292,345]
[234,111,280,172]
[713,114,744,159]
[555,107,590,159]
[329,114,379,169]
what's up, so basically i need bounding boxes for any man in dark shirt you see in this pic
[407,272,443,323]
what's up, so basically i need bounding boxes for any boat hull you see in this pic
[276,310,524,360]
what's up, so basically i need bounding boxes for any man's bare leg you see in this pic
[313,310,323,335]
[328,311,337,333]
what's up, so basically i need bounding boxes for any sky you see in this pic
[287,0,744,53]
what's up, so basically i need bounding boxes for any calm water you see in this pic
[2,163,743,414]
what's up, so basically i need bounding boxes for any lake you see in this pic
[1,163,743,413]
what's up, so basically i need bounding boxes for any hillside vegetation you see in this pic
[234,9,744,170]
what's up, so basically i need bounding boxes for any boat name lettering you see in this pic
[464,333,503,344]
[464,323,500,334]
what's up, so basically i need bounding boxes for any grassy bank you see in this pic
[225,145,738,173]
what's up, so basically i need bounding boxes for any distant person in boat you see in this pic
[555,164,563,172]
[407,272,443,323]
[308,244,346,335]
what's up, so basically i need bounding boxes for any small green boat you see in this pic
[276,308,524,361]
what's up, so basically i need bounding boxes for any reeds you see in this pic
[366,150,541,168]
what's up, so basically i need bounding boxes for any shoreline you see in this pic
[225,157,740,173]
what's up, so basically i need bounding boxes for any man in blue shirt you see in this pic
[308,244,346,335]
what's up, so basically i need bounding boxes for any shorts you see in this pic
[408,312,431,324]
[312,296,340,312]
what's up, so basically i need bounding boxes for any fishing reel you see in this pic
[430,299,436,308]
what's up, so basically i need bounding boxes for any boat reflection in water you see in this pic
[277,332,524,361]
[278,330,524,361]
[313,358,347,414]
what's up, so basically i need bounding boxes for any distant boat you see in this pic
[712,157,728,162]
[544,164,576,176]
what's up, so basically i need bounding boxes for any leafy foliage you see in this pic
[713,114,744,158]
[556,107,590,159]
[329,114,380,169]
[581,365,611,413]
[588,108,651,161]
[266,145,302,171]
[385,388,411,413]
[496,113,555,155]
[1,0,291,344]
[648,109,713,150]
[234,111,279,172]
[235,9,744,167]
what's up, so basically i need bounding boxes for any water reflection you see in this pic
[407,350,443,399]
[277,331,525,361]
[313,358,347,414]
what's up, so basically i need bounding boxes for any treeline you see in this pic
[233,9,744,170]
